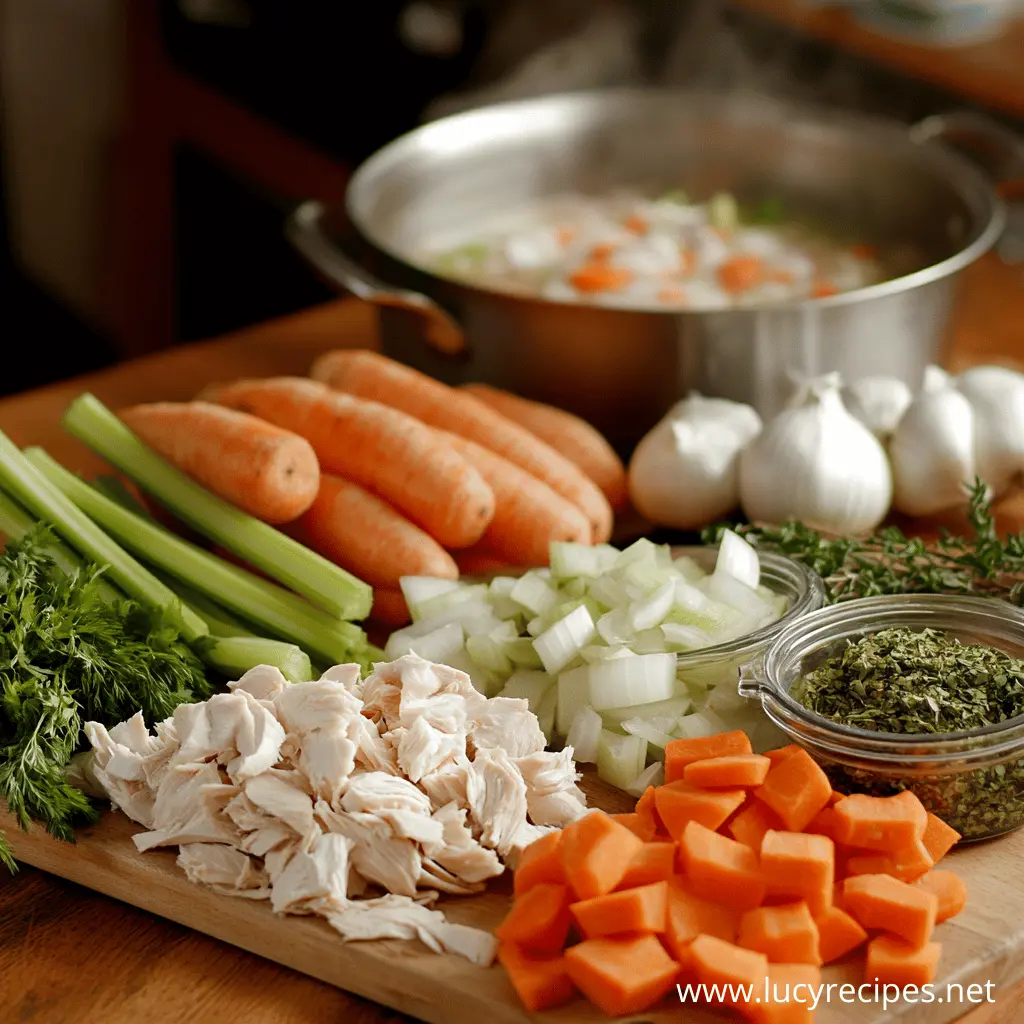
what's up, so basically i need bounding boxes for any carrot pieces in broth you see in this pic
[499,734,967,1019]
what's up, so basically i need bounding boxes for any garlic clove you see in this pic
[738,376,893,536]
[956,365,1024,498]
[889,373,976,517]
[844,375,913,441]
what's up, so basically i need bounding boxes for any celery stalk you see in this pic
[62,393,372,620]
[26,449,367,666]
[0,431,207,641]
[158,574,257,638]
[201,636,312,684]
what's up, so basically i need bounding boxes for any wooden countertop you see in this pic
[731,0,1024,119]
[0,256,1022,1023]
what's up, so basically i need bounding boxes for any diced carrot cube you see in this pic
[814,906,868,964]
[755,749,832,833]
[513,830,565,896]
[610,811,657,842]
[729,801,784,851]
[497,945,576,1012]
[843,836,933,883]
[829,791,847,805]
[764,744,802,765]
[655,780,747,838]
[560,811,645,901]
[683,754,772,788]
[760,831,834,916]
[738,902,821,965]
[571,881,669,939]
[916,870,968,922]
[921,812,961,864]
[689,934,767,1014]
[844,873,938,948]
[804,807,839,840]
[865,935,942,988]
[833,791,927,852]
[495,883,572,954]
[564,934,680,1015]
[664,730,752,783]
[662,875,740,962]
[680,821,765,911]
[616,842,677,890]
[635,785,664,838]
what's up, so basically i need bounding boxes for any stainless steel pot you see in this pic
[287,91,1017,450]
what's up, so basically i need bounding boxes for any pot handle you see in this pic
[286,201,467,357]
[910,111,1024,201]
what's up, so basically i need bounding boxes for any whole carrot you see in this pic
[439,430,592,566]
[310,350,613,542]
[370,587,412,627]
[119,401,320,524]
[200,377,494,549]
[460,383,628,510]
[454,544,536,578]
[294,474,458,589]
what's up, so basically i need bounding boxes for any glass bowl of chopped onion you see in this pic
[739,594,1024,841]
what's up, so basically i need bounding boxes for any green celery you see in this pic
[27,449,367,667]
[0,432,207,641]
[157,573,257,638]
[201,636,312,684]
[62,393,372,620]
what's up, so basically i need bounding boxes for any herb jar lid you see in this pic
[739,594,1024,769]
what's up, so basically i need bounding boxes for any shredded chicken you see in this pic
[85,654,586,967]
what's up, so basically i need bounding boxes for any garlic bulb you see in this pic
[628,393,762,529]
[956,365,1024,497]
[889,365,976,516]
[738,372,892,535]
[843,375,913,440]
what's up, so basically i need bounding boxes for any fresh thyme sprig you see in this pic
[702,480,1024,606]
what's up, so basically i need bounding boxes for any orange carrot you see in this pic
[202,376,495,548]
[915,870,968,922]
[497,946,576,1012]
[437,430,593,563]
[294,474,458,589]
[679,821,765,911]
[514,831,565,896]
[814,906,868,964]
[119,401,320,524]
[843,874,938,948]
[843,837,933,883]
[495,882,572,953]
[738,902,821,965]
[662,876,740,963]
[810,280,839,299]
[865,936,942,988]
[764,745,802,765]
[564,935,679,1016]
[664,731,753,783]
[369,587,411,627]
[832,791,927,852]
[921,812,961,864]
[717,255,765,293]
[459,384,628,510]
[610,812,657,844]
[452,544,523,577]
[688,935,767,1014]
[624,213,649,235]
[804,807,839,841]
[754,749,832,833]
[569,264,634,294]
[654,780,747,838]
[635,785,664,838]
[683,754,771,789]
[729,801,784,851]
[559,811,645,901]
[616,842,677,890]
[571,881,669,939]
[760,831,834,916]
[309,350,613,541]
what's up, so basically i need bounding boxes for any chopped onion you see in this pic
[600,695,691,728]
[586,652,676,711]
[596,730,648,789]
[661,622,715,651]
[566,707,603,763]
[510,572,559,615]
[628,580,675,632]
[385,621,463,662]
[620,717,676,751]
[498,670,554,711]
[465,634,513,674]
[625,761,664,797]
[550,542,619,580]
[400,576,461,620]
[534,605,596,674]
[714,529,761,588]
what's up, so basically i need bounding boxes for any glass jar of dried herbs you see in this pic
[738,594,1024,841]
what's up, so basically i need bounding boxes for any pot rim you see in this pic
[343,88,1007,316]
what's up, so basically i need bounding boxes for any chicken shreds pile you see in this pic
[85,654,589,965]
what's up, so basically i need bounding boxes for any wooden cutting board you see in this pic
[6,778,1024,1024]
